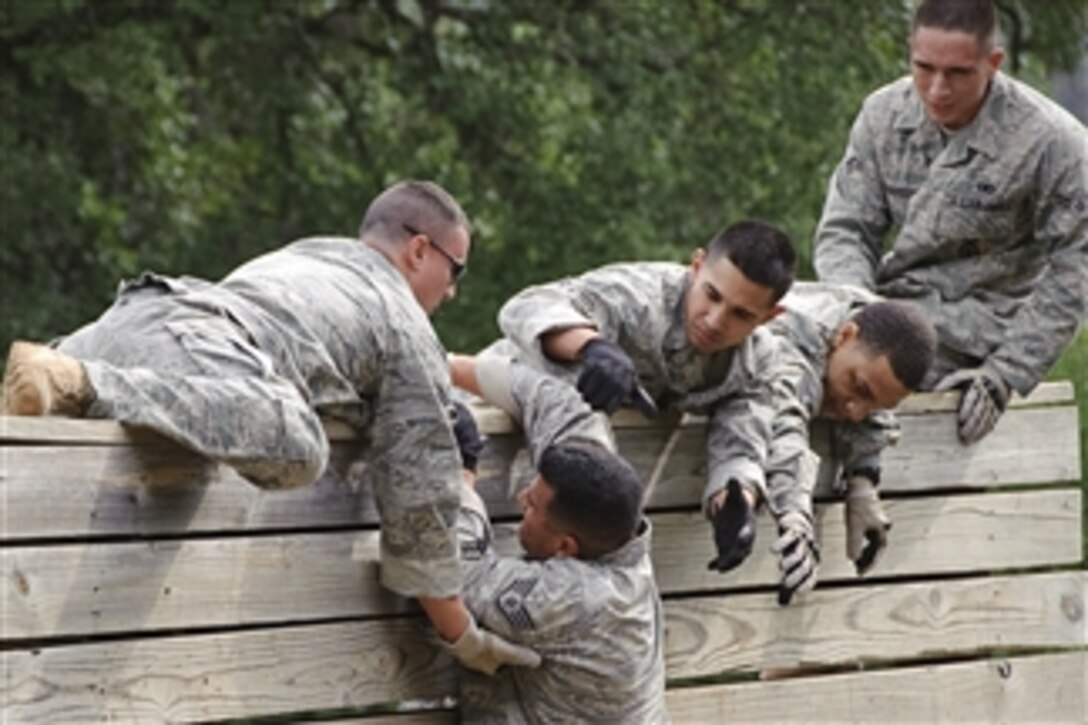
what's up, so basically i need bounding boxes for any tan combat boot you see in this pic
[1,341,94,416]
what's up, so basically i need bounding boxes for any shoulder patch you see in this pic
[495,578,538,631]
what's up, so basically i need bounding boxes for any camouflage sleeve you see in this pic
[703,335,777,510]
[368,333,462,599]
[498,273,614,360]
[986,136,1088,394]
[813,97,892,290]
[457,483,495,578]
[476,352,616,462]
[831,410,901,482]
[763,341,822,521]
[498,266,656,362]
[461,548,589,647]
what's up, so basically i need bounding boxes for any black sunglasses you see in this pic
[403,223,467,284]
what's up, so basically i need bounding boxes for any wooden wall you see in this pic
[1,383,1083,723]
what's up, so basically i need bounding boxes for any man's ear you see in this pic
[761,303,787,324]
[554,534,580,559]
[832,320,860,350]
[690,247,706,275]
[404,233,428,272]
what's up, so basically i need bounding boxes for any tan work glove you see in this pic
[934,367,1010,444]
[446,617,542,675]
[845,473,891,575]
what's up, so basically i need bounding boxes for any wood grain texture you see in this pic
[664,651,1087,723]
[649,489,1082,594]
[2,573,1081,723]
[664,571,1086,678]
[1,405,1079,540]
[312,713,456,725]
[0,380,1081,723]
[1,382,1071,442]
[1,618,456,723]
[4,490,1079,639]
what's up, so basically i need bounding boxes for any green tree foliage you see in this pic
[2,0,1084,353]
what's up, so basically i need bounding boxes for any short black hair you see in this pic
[853,300,937,390]
[705,220,797,302]
[537,439,643,559]
[913,0,998,50]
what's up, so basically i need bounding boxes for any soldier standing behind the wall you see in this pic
[814,0,1087,445]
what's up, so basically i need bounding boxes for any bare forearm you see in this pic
[419,595,471,642]
[541,326,597,362]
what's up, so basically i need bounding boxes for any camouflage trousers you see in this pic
[59,285,328,489]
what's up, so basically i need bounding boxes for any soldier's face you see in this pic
[685,250,781,354]
[909,26,1003,131]
[823,323,910,422]
[516,477,573,560]
[410,225,471,315]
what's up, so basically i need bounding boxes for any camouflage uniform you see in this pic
[457,357,666,723]
[58,237,462,598]
[814,73,1088,394]
[495,262,778,509]
[764,282,900,520]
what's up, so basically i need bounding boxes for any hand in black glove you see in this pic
[451,401,485,473]
[706,479,757,573]
[576,337,638,415]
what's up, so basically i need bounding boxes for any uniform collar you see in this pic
[896,73,1009,165]
[600,517,652,567]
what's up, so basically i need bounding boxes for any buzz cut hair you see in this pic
[359,179,472,243]
[913,0,999,51]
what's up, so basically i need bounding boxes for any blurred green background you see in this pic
[2,0,1084,552]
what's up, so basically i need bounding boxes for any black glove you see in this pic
[706,479,757,573]
[451,401,484,473]
[576,337,638,415]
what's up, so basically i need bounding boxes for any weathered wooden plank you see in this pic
[1,405,1079,540]
[664,571,1086,678]
[619,404,1081,509]
[0,441,386,539]
[2,531,403,639]
[0,618,456,724]
[650,489,1082,595]
[4,490,1079,639]
[893,378,1074,414]
[313,713,456,725]
[0,382,1071,443]
[2,574,1081,723]
[665,651,1087,723]
[867,404,1080,491]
